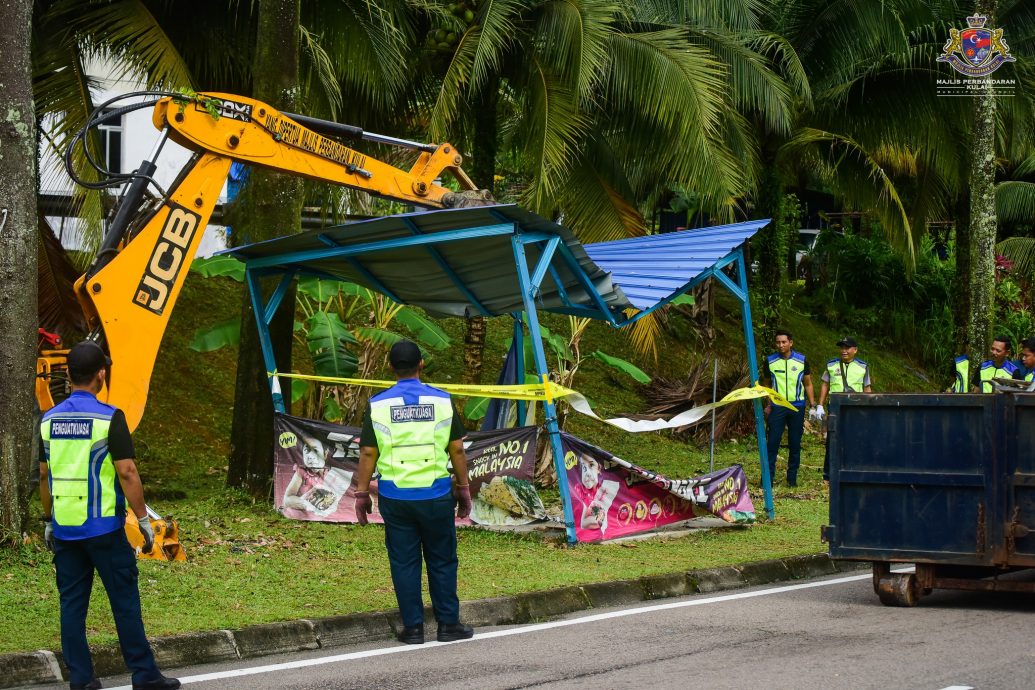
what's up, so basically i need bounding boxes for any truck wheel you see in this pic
[872,562,890,594]
[876,573,920,607]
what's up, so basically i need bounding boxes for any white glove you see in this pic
[807,408,818,422]
[137,515,155,554]
[815,404,826,421]
[44,519,55,552]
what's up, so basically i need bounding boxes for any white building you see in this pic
[40,62,231,258]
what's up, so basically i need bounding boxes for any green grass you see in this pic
[0,273,932,654]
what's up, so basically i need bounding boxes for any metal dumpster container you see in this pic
[823,391,1035,606]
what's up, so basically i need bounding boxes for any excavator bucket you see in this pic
[125,507,187,562]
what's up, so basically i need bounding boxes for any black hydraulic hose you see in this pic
[64,90,180,194]
[281,110,439,154]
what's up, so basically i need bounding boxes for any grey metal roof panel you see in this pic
[223,206,768,320]
[222,204,630,319]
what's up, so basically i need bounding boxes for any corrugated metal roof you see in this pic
[583,219,771,311]
[223,205,769,322]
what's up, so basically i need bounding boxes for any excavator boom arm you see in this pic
[157,94,477,206]
[40,92,492,431]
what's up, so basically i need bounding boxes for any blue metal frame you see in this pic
[511,232,578,544]
[241,219,775,538]
[512,312,526,423]
[734,249,773,519]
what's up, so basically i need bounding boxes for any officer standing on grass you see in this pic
[818,337,872,482]
[761,330,816,487]
[39,342,180,690]
[354,340,475,645]
[979,336,1019,392]
[1015,337,1035,384]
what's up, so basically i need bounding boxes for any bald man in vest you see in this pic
[40,341,179,690]
[354,340,474,645]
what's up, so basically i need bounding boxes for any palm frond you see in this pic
[633,0,763,32]
[468,0,526,94]
[552,160,646,242]
[299,25,342,119]
[626,311,661,362]
[53,0,194,89]
[512,61,591,209]
[310,0,414,112]
[782,127,914,265]
[997,237,1035,277]
[689,28,798,136]
[603,29,745,202]
[996,181,1035,224]
[428,24,480,140]
[534,0,623,104]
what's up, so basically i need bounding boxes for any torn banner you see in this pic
[273,413,545,525]
[561,432,755,543]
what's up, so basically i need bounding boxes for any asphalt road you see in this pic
[40,570,1035,690]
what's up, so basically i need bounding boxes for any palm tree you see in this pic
[409,0,803,362]
[0,0,39,544]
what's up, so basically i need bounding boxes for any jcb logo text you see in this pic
[134,205,200,315]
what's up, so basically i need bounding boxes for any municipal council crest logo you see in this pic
[937,14,1015,77]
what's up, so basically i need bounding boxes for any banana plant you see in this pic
[188,257,451,422]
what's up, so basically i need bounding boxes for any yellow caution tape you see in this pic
[270,372,797,432]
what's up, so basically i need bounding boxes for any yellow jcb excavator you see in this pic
[38,91,493,431]
[37,91,494,560]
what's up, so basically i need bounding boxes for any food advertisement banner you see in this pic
[561,432,755,543]
[273,414,546,525]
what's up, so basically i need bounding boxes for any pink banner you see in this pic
[273,414,544,526]
[561,433,755,543]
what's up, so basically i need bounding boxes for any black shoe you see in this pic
[397,623,425,644]
[437,622,474,642]
[132,676,180,690]
[70,680,102,690]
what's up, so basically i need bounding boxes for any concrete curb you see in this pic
[0,554,865,688]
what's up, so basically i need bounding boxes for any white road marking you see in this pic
[107,570,885,688]
[937,687,974,690]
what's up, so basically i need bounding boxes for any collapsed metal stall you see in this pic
[223,205,773,544]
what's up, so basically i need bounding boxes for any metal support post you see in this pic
[734,249,774,519]
[512,235,578,544]
[246,268,287,414]
[512,312,526,423]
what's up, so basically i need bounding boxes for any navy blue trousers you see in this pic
[378,493,460,627]
[767,404,806,485]
[53,527,161,686]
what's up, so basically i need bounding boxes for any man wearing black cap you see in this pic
[39,341,179,690]
[818,337,872,482]
[354,340,474,645]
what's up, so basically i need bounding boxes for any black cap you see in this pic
[836,336,858,348]
[389,340,422,370]
[67,341,112,382]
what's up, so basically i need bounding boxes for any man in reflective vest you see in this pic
[1015,337,1035,384]
[979,336,1019,392]
[818,337,872,481]
[354,340,474,645]
[761,330,816,487]
[951,354,970,393]
[39,342,180,690]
